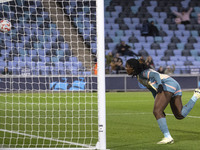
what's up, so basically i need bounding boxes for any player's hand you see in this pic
[157,84,163,93]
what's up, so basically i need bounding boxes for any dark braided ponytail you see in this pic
[126,58,150,76]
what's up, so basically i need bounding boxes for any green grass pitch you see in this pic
[106,91,200,150]
[0,91,200,149]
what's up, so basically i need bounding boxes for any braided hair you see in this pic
[126,58,150,76]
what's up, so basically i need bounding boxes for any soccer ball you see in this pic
[0,20,11,32]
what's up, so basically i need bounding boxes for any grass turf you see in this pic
[106,91,200,150]
[0,91,200,149]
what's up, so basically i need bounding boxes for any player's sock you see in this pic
[181,95,197,117]
[157,118,172,138]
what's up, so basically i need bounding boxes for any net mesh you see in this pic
[0,0,98,148]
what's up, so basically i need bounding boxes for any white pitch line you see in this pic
[0,129,94,148]
[166,113,200,119]
[107,112,151,116]
[107,112,200,119]
[107,100,151,103]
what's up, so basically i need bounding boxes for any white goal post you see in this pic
[0,0,106,149]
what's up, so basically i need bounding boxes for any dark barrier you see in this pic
[0,75,199,92]
[105,75,199,91]
[0,76,97,91]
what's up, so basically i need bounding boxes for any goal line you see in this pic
[0,129,95,149]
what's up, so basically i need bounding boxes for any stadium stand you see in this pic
[0,0,92,75]
[1,0,200,75]
[104,0,200,74]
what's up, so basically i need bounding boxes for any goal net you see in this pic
[0,0,106,149]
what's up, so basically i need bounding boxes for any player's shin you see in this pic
[157,118,172,139]
[181,91,199,117]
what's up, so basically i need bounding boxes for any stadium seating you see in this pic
[104,0,200,74]
[2,0,200,75]
[0,0,89,75]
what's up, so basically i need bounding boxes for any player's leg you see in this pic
[170,95,184,119]
[171,89,200,119]
[153,91,173,119]
[153,91,174,144]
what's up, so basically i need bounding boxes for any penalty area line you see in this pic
[166,113,200,119]
[0,129,94,148]
[107,112,200,119]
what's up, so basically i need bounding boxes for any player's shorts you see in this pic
[162,77,182,97]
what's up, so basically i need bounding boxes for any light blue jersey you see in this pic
[137,69,182,97]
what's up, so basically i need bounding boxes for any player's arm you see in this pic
[149,71,163,93]
[142,70,163,93]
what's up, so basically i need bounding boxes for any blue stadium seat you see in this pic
[69,57,78,62]
[187,56,195,62]
[30,50,38,56]
[156,61,166,67]
[179,36,188,43]
[193,43,200,49]
[170,6,178,12]
[174,30,182,37]
[153,56,162,62]
[111,11,120,18]
[0,61,7,70]
[37,50,46,56]
[156,49,165,56]
[138,36,146,43]
[150,1,157,6]
[167,60,175,66]
[13,57,20,62]
[26,61,36,68]
[159,12,167,18]
[134,43,143,50]
[182,31,190,37]
[51,56,59,62]
[148,50,156,56]
[142,43,151,49]
[111,24,119,30]
[178,56,187,62]
[160,24,169,31]
[123,18,132,24]
[112,36,121,43]
[177,24,185,30]
[134,1,142,6]
[18,61,26,68]
[176,43,185,50]
[19,49,27,56]
[131,6,139,13]
[57,50,64,57]
[105,17,115,24]
[159,43,168,50]
[154,36,163,43]
[131,18,140,24]
[124,30,133,36]
[166,30,174,36]
[114,6,122,12]
[146,36,154,43]
[107,43,116,50]
[190,50,198,56]
[191,30,199,37]
[126,23,135,30]
[163,37,171,43]
[175,61,184,66]
[147,7,156,13]
[105,23,112,30]
[173,50,182,56]
[115,30,124,37]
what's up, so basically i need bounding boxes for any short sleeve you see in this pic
[141,69,151,79]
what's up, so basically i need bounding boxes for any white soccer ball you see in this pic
[0,20,11,32]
